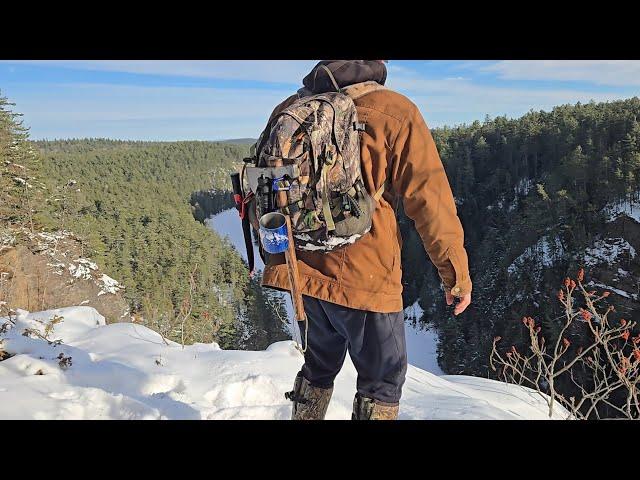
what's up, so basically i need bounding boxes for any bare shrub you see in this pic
[490,268,640,419]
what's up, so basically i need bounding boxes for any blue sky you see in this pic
[1,60,639,141]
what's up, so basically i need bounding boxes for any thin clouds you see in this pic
[2,60,638,139]
[2,60,317,85]
[386,63,634,127]
[8,82,294,140]
[477,60,640,87]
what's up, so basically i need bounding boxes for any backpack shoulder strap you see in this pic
[343,82,391,204]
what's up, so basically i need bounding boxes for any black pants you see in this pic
[298,295,407,404]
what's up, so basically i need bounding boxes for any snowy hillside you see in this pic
[0,307,568,420]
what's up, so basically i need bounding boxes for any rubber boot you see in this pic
[352,393,399,420]
[285,371,333,420]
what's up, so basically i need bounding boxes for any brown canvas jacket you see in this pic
[260,67,472,313]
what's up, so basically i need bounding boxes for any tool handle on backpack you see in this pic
[273,160,306,323]
[230,172,255,275]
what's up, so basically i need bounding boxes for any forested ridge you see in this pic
[401,97,640,384]
[32,139,288,349]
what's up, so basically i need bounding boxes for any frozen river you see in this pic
[206,208,443,375]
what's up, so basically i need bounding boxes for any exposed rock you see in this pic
[0,227,129,323]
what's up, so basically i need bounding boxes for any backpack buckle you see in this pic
[341,194,351,213]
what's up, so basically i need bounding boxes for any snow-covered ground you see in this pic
[0,307,567,420]
[583,237,636,267]
[507,235,565,276]
[605,196,640,224]
[586,280,639,301]
[207,208,445,374]
[508,234,637,277]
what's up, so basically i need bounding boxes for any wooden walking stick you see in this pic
[273,159,307,324]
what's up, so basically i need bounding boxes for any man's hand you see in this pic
[445,291,471,316]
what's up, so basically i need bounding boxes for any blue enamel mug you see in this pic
[259,212,289,254]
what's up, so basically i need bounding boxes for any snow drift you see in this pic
[0,307,567,420]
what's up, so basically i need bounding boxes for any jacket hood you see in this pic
[302,60,387,94]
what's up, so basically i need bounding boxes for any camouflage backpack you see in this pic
[244,79,387,253]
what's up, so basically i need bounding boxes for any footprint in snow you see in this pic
[48,390,79,400]
[203,374,282,408]
[141,374,186,396]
